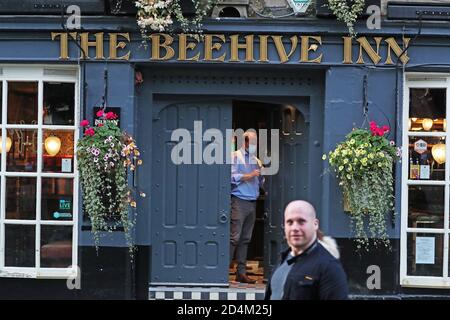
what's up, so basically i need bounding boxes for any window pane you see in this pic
[7,82,38,124]
[408,185,444,229]
[5,224,35,267]
[409,88,446,132]
[407,233,443,277]
[43,130,74,173]
[43,82,75,126]
[41,178,73,221]
[6,177,36,220]
[408,136,445,181]
[6,129,37,172]
[40,226,72,268]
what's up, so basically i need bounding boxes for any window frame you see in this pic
[0,65,79,279]
[401,73,450,288]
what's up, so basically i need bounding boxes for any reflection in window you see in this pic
[5,224,35,267]
[41,178,73,221]
[6,129,37,172]
[409,88,446,132]
[7,82,38,124]
[5,177,36,220]
[408,185,444,228]
[43,82,75,125]
[43,130,74,173]
[408,136,445,181]
[407,233,443,277]
[40,226,72,268]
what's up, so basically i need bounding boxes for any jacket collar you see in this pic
[281,239,319,265]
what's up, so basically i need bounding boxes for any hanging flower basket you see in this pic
[326,0,366,37]
[135,0,217,36]
[323,121,401,251]
[77,110,144,254]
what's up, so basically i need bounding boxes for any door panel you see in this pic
[264,105,310,279]
[151,100,231,285]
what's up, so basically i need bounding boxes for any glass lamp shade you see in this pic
[422,118,433,131]
[432,143,446,165]
[0,136,12,153]
[44,136,61,156]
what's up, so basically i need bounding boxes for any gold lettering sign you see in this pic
[50,32,411,65]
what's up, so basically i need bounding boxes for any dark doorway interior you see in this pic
[230,100,280,285]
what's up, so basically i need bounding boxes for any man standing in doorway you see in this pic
[230,131,264,284]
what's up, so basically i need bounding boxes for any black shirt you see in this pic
[265,241,349,300]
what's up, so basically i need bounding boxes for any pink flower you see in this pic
[105,112,118,120]
[98,123,104,127]
[80,119,89,127]
[96,110,104,117]
[382,125,390,133]
[85,128,95,136]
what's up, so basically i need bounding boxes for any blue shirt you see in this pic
[231,149,264,201]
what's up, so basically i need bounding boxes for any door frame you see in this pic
[136,66,325,285]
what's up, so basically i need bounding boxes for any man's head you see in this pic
[244,131,257,154]
[284,200,319,255]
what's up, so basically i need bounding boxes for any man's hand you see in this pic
[242,169,260,181]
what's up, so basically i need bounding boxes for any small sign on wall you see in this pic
[93,107,121,128]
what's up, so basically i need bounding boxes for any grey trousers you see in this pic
[230,196,256,275]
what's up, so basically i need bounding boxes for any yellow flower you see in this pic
[378,162,383,167]
[346,174,351,180]
[350,139,355,145]
[339,166,344,171]
[322,154,327,160]
[343,158,349,164]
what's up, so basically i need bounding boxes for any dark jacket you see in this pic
[264,241,349,300]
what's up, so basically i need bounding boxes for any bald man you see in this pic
[265,200,348,300]
[230,131,264,284]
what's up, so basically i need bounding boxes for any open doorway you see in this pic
[229,100,281,286]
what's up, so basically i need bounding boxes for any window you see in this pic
[401,74,450,288]
[0,66,79,279]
